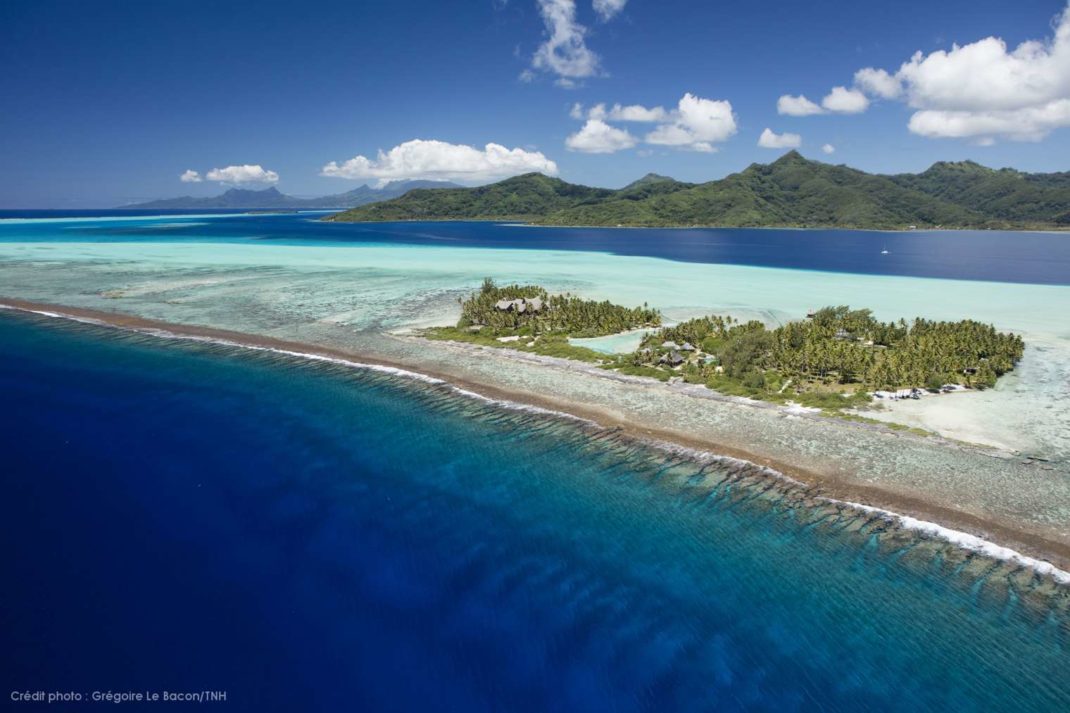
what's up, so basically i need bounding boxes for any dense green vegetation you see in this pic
[423,281,1025,414]
[327,152,1070,229]
[422,279,660,365]
[327,173,613,222]
[634,306,1024,398]
[890,160,1070,225]
[454,278,660,337]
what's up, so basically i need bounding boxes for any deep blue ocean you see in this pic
[2,211,1069,285]
[1,312,1068,711]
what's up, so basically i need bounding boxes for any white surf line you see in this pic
[0,303,446,386]
[447,385,599,426]
[630,435,810,489]
[0,304,113,327]
[6,302,1068,587]
[0,303,596,426]
[822,498,1070,586]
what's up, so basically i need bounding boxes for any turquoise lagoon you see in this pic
[1,214,1068,458]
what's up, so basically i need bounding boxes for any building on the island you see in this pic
[680,342,696,352]
[660,350,686,367]
[661,340,681,350]
[495,297,543,314]
[834,328,853,341]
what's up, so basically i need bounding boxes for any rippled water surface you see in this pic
[2,313,1068,712]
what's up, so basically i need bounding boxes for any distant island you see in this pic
[327,151,1070,230]
[121,180,460,211]
[425,280,1024,413]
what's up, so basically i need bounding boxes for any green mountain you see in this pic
[122,180,459,210]
[326,152,1070,229]
[323,173,614,221]
[889,160,1070,225]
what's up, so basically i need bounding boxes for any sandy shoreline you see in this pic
[3,296,1069,580]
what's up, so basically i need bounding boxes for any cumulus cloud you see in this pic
[531,0,600,83]
[778,89,869,117]
[777,94,824,116]
[853,67,902,99]
[907,101,1070,141]
[822,143,836,154]
[592,0,627,21]
[566,119,638,153]
[583,102,669,122]
[851,3,1070,142]
[779,88,870,118]
[565,93,736,153]
[757,128,802,149]
[205,165,279,184]
[822,86,870,114]
[645,93,737,151]
[321,139,558,185]
[179,169,202,183]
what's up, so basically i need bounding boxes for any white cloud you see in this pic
[822,143,836,154]
[853,67,902,99]
[757,128,802,149]
[897,23,1070,113]
[566,118,638,153]
[321,139,558,185]
[566,93,736,153]
[779,88,870,117]
[205,165,279,184]
[822,86,870,114]
[582,101,668,122]
[777,94,824,116]
[907,100,1070,141]
[587,102,607,120]
[606,102,669,122]
[852,3,1070,142]
[531,0,600,83]
[179,169,202,183]
[592,0,627,21]
[645,93,737,151]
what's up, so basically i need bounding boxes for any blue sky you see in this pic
[1,0,1068,206]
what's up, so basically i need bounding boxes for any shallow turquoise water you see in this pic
[1,213,1068,457]
[2,312,1068,711]
[569,328,657,354]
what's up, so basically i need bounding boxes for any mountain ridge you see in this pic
[120,180,461,210]
[326,152,1070,230]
